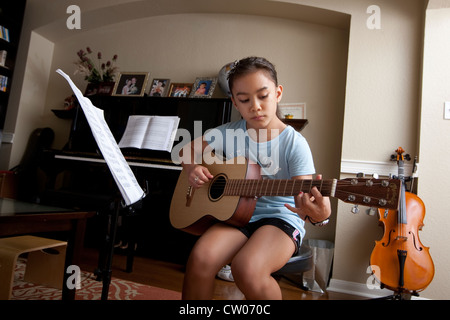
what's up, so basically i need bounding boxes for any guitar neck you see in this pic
[223,179,337,198]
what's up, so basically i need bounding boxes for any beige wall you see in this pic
[418,7,450,300]
[2,0,448,299]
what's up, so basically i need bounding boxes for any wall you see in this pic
[302,0,430,298]
[417,7,450,300]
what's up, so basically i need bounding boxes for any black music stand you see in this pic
[96,195,145,300]
[57,69,148,301]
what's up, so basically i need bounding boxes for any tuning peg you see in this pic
[372,173,379,179]
[366,207,377,216]
[356,172,365,178]
[351,205,360,214]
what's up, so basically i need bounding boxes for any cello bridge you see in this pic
[395,236,408,242]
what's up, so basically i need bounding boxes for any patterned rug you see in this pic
[11,258,181,300]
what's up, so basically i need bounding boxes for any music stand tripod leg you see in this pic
[101,198,121,300]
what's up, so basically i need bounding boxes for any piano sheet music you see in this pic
[56,69,145,206]
[118,115,180,152]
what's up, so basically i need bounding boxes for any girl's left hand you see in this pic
[284,174,332,224]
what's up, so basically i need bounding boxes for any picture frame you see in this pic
[278,103,306,119]
[189,77,217,98]
[84,83,99,96]
[97,82,115,96]
[149,78,170,97]
[167,83,193,98]
[85,82,116,96]
[112,72,149,96]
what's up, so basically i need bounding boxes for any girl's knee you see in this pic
[230,256,257,284]
[187,244,222,276]
[230,259,281,299]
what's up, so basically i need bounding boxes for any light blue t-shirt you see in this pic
[204,119,315,240]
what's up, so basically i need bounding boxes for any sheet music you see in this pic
[118,115,180,152]
[56,69,145,206]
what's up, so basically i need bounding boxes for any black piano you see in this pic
[42,95,233,265]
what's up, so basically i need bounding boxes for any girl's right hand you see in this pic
[185,164,214,188]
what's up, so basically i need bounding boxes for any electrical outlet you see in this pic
[1,131,14,143]
[445,102,450,120]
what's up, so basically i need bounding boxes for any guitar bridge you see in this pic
[186,186,195,207]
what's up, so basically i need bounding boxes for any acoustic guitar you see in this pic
[169,156,400,235]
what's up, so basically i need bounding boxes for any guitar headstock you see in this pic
[334,178,400,210]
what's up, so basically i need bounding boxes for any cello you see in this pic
[370,147,434,298]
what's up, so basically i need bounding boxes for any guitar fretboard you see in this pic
[222,179,337,198]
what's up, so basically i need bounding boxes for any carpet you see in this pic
[11,258,181,300]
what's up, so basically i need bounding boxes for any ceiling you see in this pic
[27,0,351,43]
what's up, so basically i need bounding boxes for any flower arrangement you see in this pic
[284,113,294,119]
[74,47,119,84]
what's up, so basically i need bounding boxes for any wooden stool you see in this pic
[0,235,67,300]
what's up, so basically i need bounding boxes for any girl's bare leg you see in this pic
[182,223,248,300]
[231,225,295,300]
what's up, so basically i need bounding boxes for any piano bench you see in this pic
[0,235,67,300]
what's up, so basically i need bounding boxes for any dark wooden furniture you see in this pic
[282,118,308,131]
[0,198,95,300]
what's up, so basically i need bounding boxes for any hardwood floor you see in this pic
[78,247,363,300]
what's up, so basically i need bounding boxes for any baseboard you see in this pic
[327,279,428,300]
[327,278,393,299]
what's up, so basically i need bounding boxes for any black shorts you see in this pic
[236,218,301,256]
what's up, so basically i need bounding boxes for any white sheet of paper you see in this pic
[56,69,145,206]
[118,115,180,152]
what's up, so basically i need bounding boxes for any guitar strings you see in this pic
[208,179,391,203]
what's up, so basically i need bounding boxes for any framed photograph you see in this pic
[279,103,306,119]
[168,83,193,98]
[97,82,115,96]
[85,83,98,96]
[149,78,170,97]
[112,72,149,96]
[189,77,217,98]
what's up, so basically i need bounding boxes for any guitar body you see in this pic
[169,157,261,235]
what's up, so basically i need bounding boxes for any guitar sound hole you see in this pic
[209,174,227,201]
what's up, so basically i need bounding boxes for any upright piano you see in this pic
[43,95,233,264]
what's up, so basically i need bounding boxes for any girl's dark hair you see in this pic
[227,56,283,119]
[227,56,278,94]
